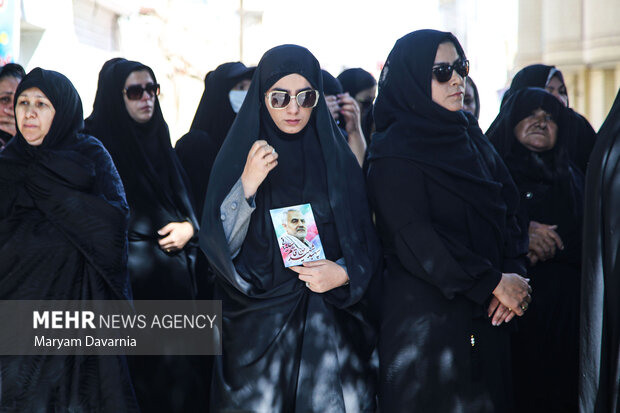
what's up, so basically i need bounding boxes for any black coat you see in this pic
[580,88,620,413]
[367,30,528,413]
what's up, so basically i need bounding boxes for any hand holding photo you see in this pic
[269,203,325,267]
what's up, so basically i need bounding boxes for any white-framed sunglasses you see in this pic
[265,89,320,109]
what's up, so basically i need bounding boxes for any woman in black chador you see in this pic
[497,64,596,174]
[580,88,620,413]
[488,87,584,412]
[0,68,138,411]
[200,44,381,412]
[366,30,531,412]
[84,58,205,412]
[175,61,254,218]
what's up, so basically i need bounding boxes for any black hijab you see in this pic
[337,68,376,97]
[321,69,343,96]
[189,61,255,145]
[200,44,380,304]
[370,29,520,239]
[498,64,595,174]
[580,88,620,413]
[84,58,197,239]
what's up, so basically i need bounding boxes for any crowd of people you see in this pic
[0,28,619,413]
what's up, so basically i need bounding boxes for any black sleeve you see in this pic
[368,158,501,305]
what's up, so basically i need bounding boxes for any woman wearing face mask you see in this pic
[0,63,26,150]
[367,30,531,412]
[497,64,596,174]
[488,87,583,413]
[176,62,255,218]
[0,68,138,412]
[200,44,381,412]
[84,58,205,412]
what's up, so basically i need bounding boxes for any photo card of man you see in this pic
[269,203,326,268]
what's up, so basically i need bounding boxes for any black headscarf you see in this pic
[200,44,381,410]
[498,64,596,174]
[175,62,254,217]
[370,29,521,240]
[189,61,255,143]
[337,68,376,97]
[84,58,198,246]
[321,69,343,96]
[580,88,620,413]
[0,68,137,411]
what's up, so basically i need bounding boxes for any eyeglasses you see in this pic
[432,58,469,83]
[265,89,319,109]
[123,83,160,100]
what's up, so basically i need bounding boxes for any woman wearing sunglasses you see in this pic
[0,68,138,411]
[367,30,531,412]
[84,58,206,412]
[200,44,381,412]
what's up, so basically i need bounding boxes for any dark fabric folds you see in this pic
[84,58,206,413]
[367,29,528,412]
[0,68,138,412]
[200,44,381,412]
[488,87,584,413]
[580,89,620,413]
[175,62,254,218]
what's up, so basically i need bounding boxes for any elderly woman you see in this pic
[84,58,205,412]
[366,30,531,412]
[498,64,596,174]
[488,87,584,413]
[0,68,137,411]
[200,44,381,412]
[0,63,26,150]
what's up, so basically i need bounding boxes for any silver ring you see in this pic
[305,282,310,288]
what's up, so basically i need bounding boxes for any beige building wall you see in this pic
[514,0,620,130]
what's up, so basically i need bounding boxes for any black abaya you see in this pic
[200,45,382,413]
[367,30,528,413]
[84,58,206,413]
[0,68,138,412]
[488,87,584,413]
[580,88,620,413]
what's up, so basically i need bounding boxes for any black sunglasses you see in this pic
[432,58,469,83]
[123,83,160,100]
[265,89,319,109]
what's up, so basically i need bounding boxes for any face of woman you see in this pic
[463,80,477,117]
[0,76,20,136]
[513,108,558,152]
[431,42,465,112]
[265,74,314,134]
[15,87,56,146]
[545,75,568,107]
[123,70,156,123]
[354,85,376,106]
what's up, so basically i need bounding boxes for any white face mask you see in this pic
[229,90,248,113]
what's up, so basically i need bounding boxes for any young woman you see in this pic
[200,44,381,412]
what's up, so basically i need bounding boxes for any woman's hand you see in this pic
[337,93,367,166]
[240,140,278,198]
[487,296,516,326]
[492,272,532,317]
[158,221,194,252]
[527,221,563,265]
[289,259,350,293]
